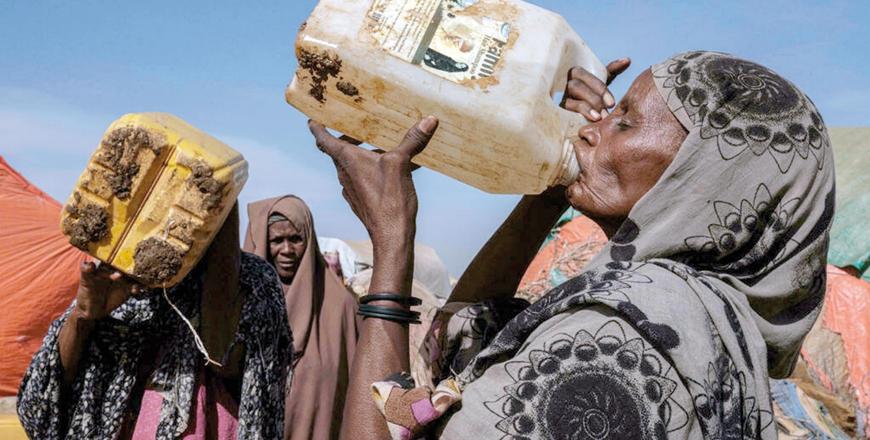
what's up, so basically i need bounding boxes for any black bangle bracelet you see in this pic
[358,304,420,319]
[358,309,420,319]
[357,309,421,324]
[360,293,422,306]
[358,304,420,324]
[357,312,420,324]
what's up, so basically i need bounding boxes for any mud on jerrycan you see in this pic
[61,113,248,287]
[286,0,606,194]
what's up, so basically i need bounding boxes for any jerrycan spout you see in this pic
[553,138,581,187]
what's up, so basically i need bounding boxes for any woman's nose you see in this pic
[578,123,601,148]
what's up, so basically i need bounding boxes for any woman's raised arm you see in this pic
[59,263,139,387]
[309,117,438,439]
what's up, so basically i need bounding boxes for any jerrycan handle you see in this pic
[548,32,607,186]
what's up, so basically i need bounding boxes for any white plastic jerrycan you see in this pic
[286,0,606,194]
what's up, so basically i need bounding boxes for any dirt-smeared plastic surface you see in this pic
[62,195,109,249]
[98,127,163,199]
[336,80,360,97]
[286,0,605,194]
[297,48,343,103]
[61,113,249,287]
[133,237,183,285]
[188,160,225,211]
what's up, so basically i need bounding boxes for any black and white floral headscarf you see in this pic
[451,51,835,439]
[17,252,292,439]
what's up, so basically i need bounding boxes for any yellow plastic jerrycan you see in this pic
[286,0,606,194]
[61,113,248,287]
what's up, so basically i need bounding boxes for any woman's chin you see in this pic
[278,271,296,284]
[565,182,587,210]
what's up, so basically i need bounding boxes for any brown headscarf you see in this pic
[243,195,359,440]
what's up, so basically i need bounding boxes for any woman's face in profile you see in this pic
[268,220,307,283]
[567,69,687,232]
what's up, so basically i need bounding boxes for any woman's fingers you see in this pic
[569,67,607,95]
[339,135,363,145]
[564,97,600,121]
[83,261,115,282]
[566,79,606,110]
[309,120,348,161]
[78,262,100,293]
[372,148,422,171]
[310,117,436,166]
[605,58,631,85]
[563,67,614,118]
[395,116,438,157]
[80,261,96,275]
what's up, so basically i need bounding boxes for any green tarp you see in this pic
[828,127,870,281]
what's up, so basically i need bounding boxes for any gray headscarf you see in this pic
[455,51,834,439]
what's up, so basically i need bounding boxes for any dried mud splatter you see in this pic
[298,49,342,103]
[188,160,224,211]
[99,126,163,199]
[63,196,110,249]
[336,80,359,97]
[167,219,194,246]
[133,238,182,285]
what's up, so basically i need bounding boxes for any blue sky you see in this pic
[2,1,868,275]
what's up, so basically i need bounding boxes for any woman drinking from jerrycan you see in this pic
[312,51,834,439]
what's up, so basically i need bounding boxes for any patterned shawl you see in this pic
[456,51,834,438]
[17,253,292,439]
[376,51,834,440]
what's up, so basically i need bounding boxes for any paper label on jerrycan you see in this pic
[367,0,512,85]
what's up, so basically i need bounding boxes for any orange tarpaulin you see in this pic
[517,215,607,302]
[0,156,87,396]
[815,266,870,436]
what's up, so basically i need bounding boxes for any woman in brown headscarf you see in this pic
[243,195,359,440]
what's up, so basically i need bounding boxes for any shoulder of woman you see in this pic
[323,271,358,305]
[443,305,696,439]
[240,250,271,270]
[238,252,287,311]
[341,287,359,312]
[240,252,281,285]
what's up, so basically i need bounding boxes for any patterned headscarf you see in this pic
[244,195,360,440]
[451,51,834,439]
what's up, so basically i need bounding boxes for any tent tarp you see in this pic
[518,215,607,302]
[817,266,870,436]
[344,240,452,299]
[0,156,87,396]
[827,127,870,279]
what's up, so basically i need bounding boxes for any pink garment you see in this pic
[131,369,240,439]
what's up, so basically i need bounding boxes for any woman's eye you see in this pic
[617,119,632,129]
